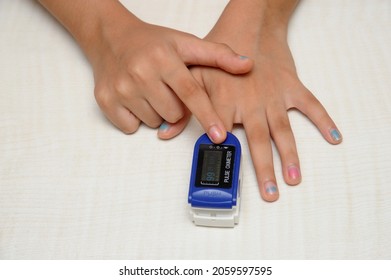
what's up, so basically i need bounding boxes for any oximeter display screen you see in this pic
[201,150,223,185]
[196,144,235,188]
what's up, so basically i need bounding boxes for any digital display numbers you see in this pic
[196,144,235,188]
[201,150,223,185]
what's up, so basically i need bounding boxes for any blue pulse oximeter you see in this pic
[188,132,242,227]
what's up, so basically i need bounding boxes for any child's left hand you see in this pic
[160,23,342,202]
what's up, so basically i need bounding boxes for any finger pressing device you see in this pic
[188,132,242,227]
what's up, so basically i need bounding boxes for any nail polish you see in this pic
[330,128,342,142]
[159,122,170,132]
[239,55,249,60]
[265,181,278,195]
[208,126,222,142]
[288,165,301,180]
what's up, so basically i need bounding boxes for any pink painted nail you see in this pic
[208,125,223,143]
[288,165,301,180]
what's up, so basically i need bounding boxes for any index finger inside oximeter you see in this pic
[188,132,242,227]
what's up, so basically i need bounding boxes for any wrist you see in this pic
[205,0,296,54]
[39,0,142,65]
[77,2,143,65]
[205,0,264,55]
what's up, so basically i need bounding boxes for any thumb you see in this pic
[180,37,253,74]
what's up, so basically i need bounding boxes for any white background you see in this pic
[1,0,390,259]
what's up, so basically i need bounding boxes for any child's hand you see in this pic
[190,31,342,202]
[38,0,252,143]
[90,20,252,143]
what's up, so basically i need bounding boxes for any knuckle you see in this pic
[217,42,231,52]
[244,118,271,144]
[121,120,140,134]
[179,80,201,101]
[298,89,321,107]
[151,44,170,60]
[302,95,320,108]
[113,78,132,99]
[94,85,112,112]
[141,43,171,66]
[249,126,270,144]
[127,63,147,83]
[165,107,185,123]
[146,117,163,129]
[272,117,292,134]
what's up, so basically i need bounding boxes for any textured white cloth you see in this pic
[1,0,390,259]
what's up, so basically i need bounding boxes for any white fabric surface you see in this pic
[1,0,390,259]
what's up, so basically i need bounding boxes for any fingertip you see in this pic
[187,39,253,74]
[285,164,302,186]
[222,54,254,75]
[293,88,343,145]
[328,128,343,144]
[207,125,227,144]
[157,113,191,140]
[260,181,280,202]
[320,126,343,145]
[239,55,249,60]
[236,55,254,72]
[157,121,181,140]
[109,108,141,134]
[122,123,140,135]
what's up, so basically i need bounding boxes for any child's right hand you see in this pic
[38,0,252,143]
[87,6,252,143]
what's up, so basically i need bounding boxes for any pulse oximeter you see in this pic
[188,132,242,227]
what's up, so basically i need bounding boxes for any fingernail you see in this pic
[264,181,278,195]
[208,125,223,143]
[288,165,301,180]
[239,55,249,60]
[159,122,170,132]
[330,128,342,142]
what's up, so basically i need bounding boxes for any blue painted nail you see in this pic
[239,55,248,60]
[265,182,278,195]
[266,186,278,194]
[330,129,342,142]
[159,122,170,132]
